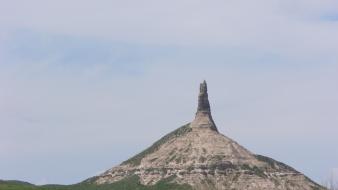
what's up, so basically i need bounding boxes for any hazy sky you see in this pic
[0,0,338,185]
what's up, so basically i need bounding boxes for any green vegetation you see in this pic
[122,123,192,166]
[198,156,206,163]
[0,124,194,190]
[0,176,192,190]
[167,154,177,163]
[240,164,267,178]
[254,154,297,172]
[255,155,325,189]
[202,148,207,154]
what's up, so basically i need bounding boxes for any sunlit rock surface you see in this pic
[91,81,324,190]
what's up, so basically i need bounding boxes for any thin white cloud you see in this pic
[1,0,337,48]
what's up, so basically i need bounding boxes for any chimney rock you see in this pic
[191,80,218,132]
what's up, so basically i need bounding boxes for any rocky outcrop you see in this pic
[90,81,325,190]
[191,80,218,132]
[197,80,211,113]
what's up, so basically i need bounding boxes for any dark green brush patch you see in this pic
[149,157,158,163]
[198,156,206,163]
[167,154,177,163]
[122,124,192,166]
[254,154,297,172]
[0,176,192,190]
[212,155,225,161]
[254,155,325,189]
[271,178,281,186]
[255,155,275,167]
[251,166,267,178]
[0,180,37,190]
[175,156,182,164]
[240,164,267,178]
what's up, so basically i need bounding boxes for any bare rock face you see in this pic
[90,81,325,190]
[197,80,211,113]
[191,80,218,132]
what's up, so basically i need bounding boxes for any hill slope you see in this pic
[90,81,325,190]
[1,81,325,190]
[0,177,191,190]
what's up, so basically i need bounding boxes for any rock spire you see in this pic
[197,80,211,113]
[191,80,218,132]
[93,80,324,190]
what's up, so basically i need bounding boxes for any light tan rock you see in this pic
[92,81,325,190]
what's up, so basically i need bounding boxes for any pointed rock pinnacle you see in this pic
[197,80,211,113]
[191,80,218,132]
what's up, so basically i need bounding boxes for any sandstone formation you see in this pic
[191,80,218,132]
[90,81,324,190]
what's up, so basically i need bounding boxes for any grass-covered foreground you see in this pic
[0,175,192,190]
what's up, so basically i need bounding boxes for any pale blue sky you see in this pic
[0,0,337,185]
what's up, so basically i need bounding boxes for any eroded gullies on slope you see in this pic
[93,81,324,190]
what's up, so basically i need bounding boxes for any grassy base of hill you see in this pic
[0,175,192,190]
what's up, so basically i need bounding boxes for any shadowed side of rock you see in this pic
[190,80,218,132]
[91,81,325,190]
